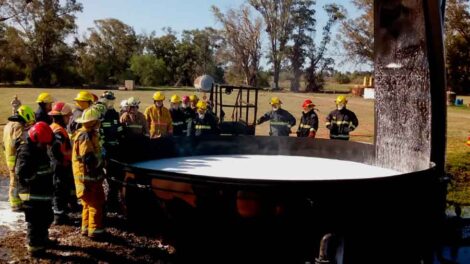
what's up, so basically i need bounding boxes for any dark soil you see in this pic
[0,212,175,264]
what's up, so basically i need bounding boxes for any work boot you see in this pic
[27,245,46,258]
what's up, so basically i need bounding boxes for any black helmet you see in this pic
[101,91,116,100]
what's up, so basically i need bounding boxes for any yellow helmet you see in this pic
[76,107,101,123]
[335,95,348,105]
[36,92,54,103]
[17,105,36,125]
[270,97,282,105]
[153,91,165,101]
[170,95,181,103]
[196,100,208,110]
[74,91,94,102]
[189,94,199,102]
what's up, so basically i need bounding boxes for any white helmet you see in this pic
[120,99,129,110]
[127,97,140,107]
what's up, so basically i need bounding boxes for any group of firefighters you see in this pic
[2,90,358,257]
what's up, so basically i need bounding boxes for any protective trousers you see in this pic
[23,201,53,252]
[81,182,105,237]
[53,165,77,219]
[9,170,22,209]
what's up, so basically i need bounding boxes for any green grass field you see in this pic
[0,87,469,205]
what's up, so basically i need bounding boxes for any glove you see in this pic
[256,119,261,125]
[308,131,316,138]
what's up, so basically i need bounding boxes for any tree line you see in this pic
[1,0,469,94]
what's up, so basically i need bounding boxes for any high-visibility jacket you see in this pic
[144,105,173,138]
[50,122,72,167]
[297,109,319,137]
[72,127,103,199]
[35,106,52,125]
[169,107,187,136]
[3,121,25,170]
[187,113,220,136]
[67,108,84,137]
[15,138,54,202]
[325,108,359,140]
[120,111,149,139]
[257,108,296,136]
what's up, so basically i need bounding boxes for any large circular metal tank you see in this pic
[110,136,444,263]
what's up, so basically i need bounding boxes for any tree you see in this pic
[130,54,168,86]
[288,0,316,92]
[305,4,344,92]
[78,19,138,85]
[445,0,470,93]
[338,0,373,65]
[0,24,27,83]
[249,0,294,89]
[212,5,262,86]
[1,0,82,86]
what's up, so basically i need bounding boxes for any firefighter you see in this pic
[256,97,296,136]
[35,92,54,124]
[296,99,319,138]
[187,101,220,136]
[3,105,36,211]
[189,94,199,112]
[119,99,128,116]
[16,122,55,257]
[97,91,123,212]
[325,95,359,140]
[49,102,77,224]
[144,92,173,139]
[120,97,149,139]
[11,95,21,115]
[67,91,94,136]
[169,95,187,136]
[72,107,106,239]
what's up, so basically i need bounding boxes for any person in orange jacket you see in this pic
[72,107,105,239]
[144,92,173,138]
[49,102,78,224]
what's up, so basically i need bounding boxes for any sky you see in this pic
[74,0,367,72]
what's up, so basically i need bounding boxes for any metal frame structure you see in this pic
[209,84,260,135]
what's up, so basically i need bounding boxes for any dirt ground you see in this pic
[0,210,176,264]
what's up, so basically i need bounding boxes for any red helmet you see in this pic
[48,102,72,116]
[182,96,190,104]
[302,99,315,108]
[91,93,99,102]
[28,121,53,144]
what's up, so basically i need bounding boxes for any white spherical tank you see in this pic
[194,75,214,92]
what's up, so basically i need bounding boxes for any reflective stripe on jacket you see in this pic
[144,105,173,138]
[15,139,54,202]
[169,107,187,136]
[325,108,359,140]
[120,111,149,139]
[100,109,122,146]
[257,108,296,136]
[72,128,103,198]
[188,113,220,137]
[297,109,319,137]
[3,121,25,170]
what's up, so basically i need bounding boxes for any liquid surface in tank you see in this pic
[132,155,400,180]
